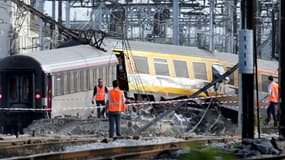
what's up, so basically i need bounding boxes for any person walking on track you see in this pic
[92,78,108,118]
[106,80,125,138]
[264,75,279,127]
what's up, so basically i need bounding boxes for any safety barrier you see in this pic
[0,94,269,112]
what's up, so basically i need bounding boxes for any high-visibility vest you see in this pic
[108,88,125,112]
[268,82,279,103]
[95,86,106,101]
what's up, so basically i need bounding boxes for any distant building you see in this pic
[0,1,11,58]
[0,0,40,58]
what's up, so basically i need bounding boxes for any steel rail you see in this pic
[4,136,238,160]
[0,137,97,159]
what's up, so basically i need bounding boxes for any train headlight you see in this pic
[35,93,41,99]
[0,93,3,100]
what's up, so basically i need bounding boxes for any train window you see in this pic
[61,73,64,95]
[82,70,88,91]
[22,76,30,100]
[103,65,111,87]
[93,68,99,87]
[102,66,107,85]
[54,73,62,96]
[153,58,169,76]
[89,69,94,90]
[192,62,207,80]
[173,60,189,78]
[133,56,149,74]
[74,71,78,92]
[77,71,79,91]
[70,71,74,93]
[86,69,90,90]
[111,64,117,86]
[99,67,104,80]
[104,66,108,85]
[212,64,225,81]
[8,76,17,100]
[63,72,68,94]
[226,67,235,85]
[79,70,84,91]
[67,72,71,93]
[92,68,97,86]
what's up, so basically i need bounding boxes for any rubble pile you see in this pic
[223,138,282,158]
[24,101,238,137]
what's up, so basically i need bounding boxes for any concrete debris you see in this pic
[23,103,237,138]
[225,138,282,158]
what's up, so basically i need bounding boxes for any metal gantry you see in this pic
[11,0,279,57]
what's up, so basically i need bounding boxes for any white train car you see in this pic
[0,44,117,133]
[31,45,118,118]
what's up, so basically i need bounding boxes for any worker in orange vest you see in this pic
[92,78,108,118]
[264,75,279,127]
[106,80,125,138]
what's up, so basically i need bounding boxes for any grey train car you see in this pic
[0,45,117,133]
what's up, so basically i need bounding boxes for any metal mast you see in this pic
[239,0,255,139]
[172,0,179,45]
[279,0,285,138]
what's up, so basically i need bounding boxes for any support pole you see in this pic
[52,0,56,20]
[65,0,71,28]
[172,0,179,45]
[272,8,276,59]
[58,0,62,41]
[239,0,255,139]
[209,0,214,52]
[279,0,285,138]
[39,0,45,50]
[233,0,238,54]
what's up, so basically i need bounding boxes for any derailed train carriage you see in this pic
[111,39,278,123]
[0,38,279,133]
[112,39,278,101]
[0,45,118,133]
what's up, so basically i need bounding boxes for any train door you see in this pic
[7,72,34,108]
[115,52,129,91]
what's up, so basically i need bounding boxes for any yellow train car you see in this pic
[109,39,278,102]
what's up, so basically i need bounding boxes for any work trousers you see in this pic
[266,102,278,126]
[108,112,121,138]
[96,100,106,118]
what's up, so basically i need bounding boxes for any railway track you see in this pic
[2,135,285,160]
[1,136,238,160]
[0,135,99,159]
